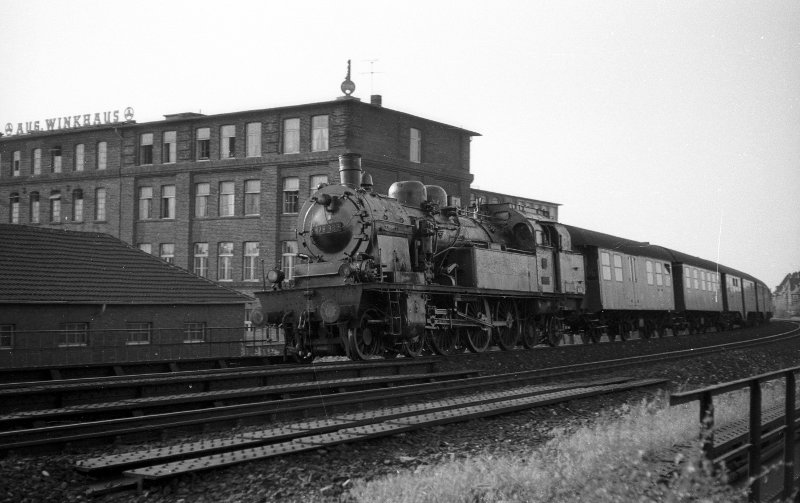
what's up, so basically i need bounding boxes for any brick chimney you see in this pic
[370,95,382,107]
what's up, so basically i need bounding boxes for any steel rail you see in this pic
[3,323,797,454]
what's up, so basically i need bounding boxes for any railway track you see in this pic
[0,322,795,497]
[1,323,796,456]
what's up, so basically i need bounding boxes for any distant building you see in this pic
[470,187,560,221]
[773,272,800,318]
[0,224,251,367]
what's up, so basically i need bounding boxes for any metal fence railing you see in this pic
[0,326,285,369]
[670,366,799,502]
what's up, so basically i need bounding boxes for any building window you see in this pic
[74,144,85,171]
[312,115,329,152]
[283,176,299,214]
[220,125,236,158]
[97,142,107,170]
[246,122,261,157]
[138,243,152,254]
[138,187,153,220]
[282,240,298,280]
[60,322,88,347]
[655,262,664,286]
[162,131,176,163]
[244,179,260,215]
[161,185,176,219]
[613,254,623,282]
[184,322,206,343]
[139,133,154,165]
[219,181,235,217]
[218,242,233,281]
[126,322,151,345]
[196,127,210,160]
[12,151,20,176]
[410,128,421,163]
[51,146,62,173]
[283,118,300,154]
[50,190,61,222]
[29,192,40,224]
[9,193,19,223]
[0,325,13,349]
[244,241,259,281]
[193,242,209,277]
[72,189,84,222]
[309,174,328,195]
[33,148,41,175]
[600,252,612,281]
[160,243,175,264]
[95,188,106,221]
[195,182,209,217]
[646,260,654,285]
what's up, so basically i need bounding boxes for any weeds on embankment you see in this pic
[350,384,793,503]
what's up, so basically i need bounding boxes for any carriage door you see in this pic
[628,256,639,309]
[535,228,555,293]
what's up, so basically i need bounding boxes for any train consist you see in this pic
[252,154,771,361]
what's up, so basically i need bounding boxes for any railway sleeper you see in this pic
[77,377,636,476]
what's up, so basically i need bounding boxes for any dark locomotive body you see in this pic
[253,154,585,360]
[253,153,771,361]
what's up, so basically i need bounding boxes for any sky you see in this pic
[1,0,798,290]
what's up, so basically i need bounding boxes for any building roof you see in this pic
[0,97,480,143]
[0,224,251,305]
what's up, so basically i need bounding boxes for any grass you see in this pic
[348,383,795,503]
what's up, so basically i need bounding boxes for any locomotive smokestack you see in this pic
[339,153,363,189]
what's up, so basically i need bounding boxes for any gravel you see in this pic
[2,323,799,503]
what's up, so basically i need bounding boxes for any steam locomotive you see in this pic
[251,153,771,361]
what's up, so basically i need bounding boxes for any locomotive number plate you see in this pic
[312,222,344,235]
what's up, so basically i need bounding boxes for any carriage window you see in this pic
[655,262,663,286]
[646,261,654,285]
[613,254,623,282]
[601,252,612,281]
[664,264,672,287]
[693,269,699,290]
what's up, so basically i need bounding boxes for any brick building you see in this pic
[0,224,250,367]
[0,91,481,311]
[0,86,564,315]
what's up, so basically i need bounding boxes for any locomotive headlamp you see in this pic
[338,262,356,279]
[267,269,285,284]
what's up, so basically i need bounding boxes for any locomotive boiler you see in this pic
[253,153,585,361]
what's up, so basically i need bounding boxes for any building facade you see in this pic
[773,272,800,318]
[470,187,560,222]
[0,94,479,310]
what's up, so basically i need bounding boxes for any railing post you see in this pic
[784,371,796,502]
[700,390,715,462]
[749,380,762,503]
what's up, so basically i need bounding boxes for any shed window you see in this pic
[59,322,88,347]
[126,322,151,345]
[184,322,206,343]
[0,325,14,349]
